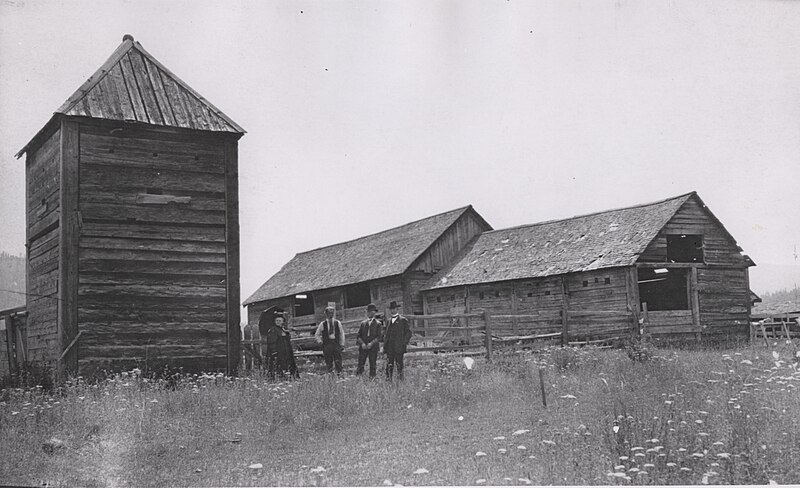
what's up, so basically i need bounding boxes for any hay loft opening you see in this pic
[666,234,704,263]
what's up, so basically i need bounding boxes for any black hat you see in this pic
[389,301,399,309]
[367,303,378,312]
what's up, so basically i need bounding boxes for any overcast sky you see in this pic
[1,0,798,301]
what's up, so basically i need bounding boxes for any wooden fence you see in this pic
[751,313,799,345]
[240,308,637,370]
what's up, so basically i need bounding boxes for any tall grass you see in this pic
[1,343,799,486]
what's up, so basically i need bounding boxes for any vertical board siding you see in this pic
[639,196,746,267]
[697,267,750,334]
[26,129,61,363]
[76,122,233,371]
[411,211,487,273]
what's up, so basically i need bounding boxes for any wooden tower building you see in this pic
[16,35,244,375]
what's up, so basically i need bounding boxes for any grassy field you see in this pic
[1,342,799,487]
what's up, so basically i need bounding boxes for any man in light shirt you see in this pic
[315,306,345,375]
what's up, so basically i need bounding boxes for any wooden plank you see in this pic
[224,138,240,375]
[79,258,227,276]
[107,63,136,120]
[561,276,569,344]
[690,266,701,340]
[143,56,177,126]
[80,163,226,193]
[127,51,162,124]
[80,221,225,242]
[118,53,149,123]
[160,73,192,129]
[59,119,80,375]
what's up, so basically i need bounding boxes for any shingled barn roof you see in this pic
[17,34,243,157]
[425,192,697,290]
[244,206,484,305]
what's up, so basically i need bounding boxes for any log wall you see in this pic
[697,267,750,337]
[410,210,487,274]
[25,128,61,364]
[639,196,747,267]
[422,267,632,339]
[75,121,236,372]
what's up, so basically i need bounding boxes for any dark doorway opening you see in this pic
[345,283,371,308]
[294,293,314,316]
[638,268,689,311]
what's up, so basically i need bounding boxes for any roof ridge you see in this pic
[55,38,136,115]
[481,192,695,235]
[295,205,472,255]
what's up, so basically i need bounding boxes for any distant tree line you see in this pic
[0,252,25,311]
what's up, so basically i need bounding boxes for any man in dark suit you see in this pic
[356,303,383,378]
[383,301,412,380]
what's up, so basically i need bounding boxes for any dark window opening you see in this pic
[666,234,704,263]
[293,293,314,316]
[479,292,485,300]
[495,291,500,298]
[345,283,371,308]
[594,278,599,283]
[437,296,441,303]
[527,292,533,297]
[604,277,611,285]
[582,281,589,287]
[544,291,551,296]
[638,268,689,311]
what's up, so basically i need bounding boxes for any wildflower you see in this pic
[517,445,527,450]
[413,468,429,475]
[741,360,753,365]
[475,451,487,457]
[681,467,692,472]
[493,436,506,440]
[458,416,464,421]
[542,440,556,446]
[310,466,326,473]
[614,465,625,470]
[644,463,655,468]
[692,452,705,458]
[475,479,486,485]
[699,432,710,437]
[619,456,629,461]
[498,448,507,454]
[630,447,644,451]
[773,351,780,360]
[666,462,677,467]
[611,473,628,478]
[695,420,703,424]
[248,463,263,469]
[712,442,724,447]
[628,467,640,473]
[512,429,530,436]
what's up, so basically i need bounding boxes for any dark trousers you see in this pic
[385,352,405,380]
[357,346,378,377]
[322,342,343,374]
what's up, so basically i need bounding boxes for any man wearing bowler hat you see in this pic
[383,301,412,380]
[356,303,383,378]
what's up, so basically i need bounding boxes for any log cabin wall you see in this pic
[25,128,62,364]
[638,195,747,267]
[75,119,238,372]
[410,210,487,274]
[697,267,750,338]
[422,267,633,339]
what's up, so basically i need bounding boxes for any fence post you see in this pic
[483,310,493,362]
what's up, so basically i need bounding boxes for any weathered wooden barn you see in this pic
[423,192,755,341]
[243,206,491,331]
[16,35,244,375]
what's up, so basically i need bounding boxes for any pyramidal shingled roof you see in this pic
[425,192,697,290]
[243,206,486,305]
[18,34,243,156]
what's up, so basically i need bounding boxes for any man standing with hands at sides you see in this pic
[383,301,412,381]
[315,305,345,375]
[356,303,383,378]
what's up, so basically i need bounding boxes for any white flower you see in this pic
[248,463,263,469]
[475,451,487,457]
[517,445,527,450]
[498,448,507,454]
[560,394,576,399]
[413,468,429,475]
[463,357,475,370]
[512,429,530,436]
[310,466,326,473]
[493,436,506,440]
[475,479,486,485]
[612,425,619,433]
[773,351,780,360]
[741,359,753,365]
[458,416,464,421]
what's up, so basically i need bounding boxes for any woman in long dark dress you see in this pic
[258,306,299,380]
